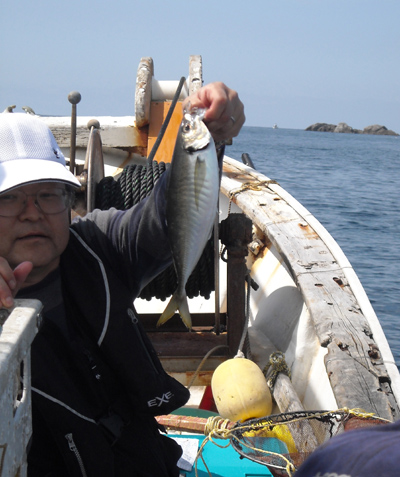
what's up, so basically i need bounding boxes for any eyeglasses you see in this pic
[0,187,73,217]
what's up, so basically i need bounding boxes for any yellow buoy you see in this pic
[211,357,272,422]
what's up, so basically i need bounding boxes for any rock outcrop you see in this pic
[334,122,362,134]
[305,123,336,132]
[363,125,398,136]
[306,123,398,136]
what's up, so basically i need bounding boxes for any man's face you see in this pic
[0,182,70,281]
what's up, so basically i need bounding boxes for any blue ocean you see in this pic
[227,127,400,367]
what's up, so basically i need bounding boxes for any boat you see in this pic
[273,124,278,129]
[1,56,400,477]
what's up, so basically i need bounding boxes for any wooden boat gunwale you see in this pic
[221,156,400,419]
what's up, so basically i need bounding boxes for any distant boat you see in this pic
[273,124,278,129]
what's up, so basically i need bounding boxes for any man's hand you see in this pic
[183,82,245,142]
[0,259,33,308]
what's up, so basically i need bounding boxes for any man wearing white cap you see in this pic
[0,83,245,476]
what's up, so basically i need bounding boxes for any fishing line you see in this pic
[146,76,187,166]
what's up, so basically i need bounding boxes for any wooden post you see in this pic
[188,55,203,95]
[135,57,154,128]
[219,214,252,357]
[85,120,105,213]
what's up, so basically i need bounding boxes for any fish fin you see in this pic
[157,295,178,327]
[157,292,192,330]
[178,295,192,330]
[194,154,206,209]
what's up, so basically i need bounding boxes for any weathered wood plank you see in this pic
[221,157,400,420]
[41,116,147,150]
[147,331,228,358]
[139,312,227,331]
[296,270,396,418]
[264,220,344,276]
[221,161,346,276]
[324,343,394,416]
[296,270,372,345]
[273,374,320,451]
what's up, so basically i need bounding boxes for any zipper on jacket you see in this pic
[130,312,159,374]
[65,433,89,477]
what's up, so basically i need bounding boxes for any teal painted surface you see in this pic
[170,434,272,477]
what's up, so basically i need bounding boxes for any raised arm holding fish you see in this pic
[157,107,219,329]
[157,83,245,329]
[183,81,245,142]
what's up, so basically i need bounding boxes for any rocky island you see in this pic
[306,122,398,136]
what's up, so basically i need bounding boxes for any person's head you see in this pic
[0,113,80,283]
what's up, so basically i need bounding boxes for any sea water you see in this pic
[226,127,400,368]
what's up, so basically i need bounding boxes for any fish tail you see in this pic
[157,292,192,330]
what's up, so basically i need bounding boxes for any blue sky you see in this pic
[1,0,399,132]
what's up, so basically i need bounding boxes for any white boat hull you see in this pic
[220,156,400,419]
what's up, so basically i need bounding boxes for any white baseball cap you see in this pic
[0,113,81,193]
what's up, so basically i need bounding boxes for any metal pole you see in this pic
[214,209,220,334]
[68,91,81,174]
[219,213,252,357]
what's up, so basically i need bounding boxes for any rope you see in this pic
[195,417,234,477]
[195,416,296,477]
[235,272,254,359]
[194,407,389,477]
[204,416,232,436]
[146,76,186,166]
[187,345,229,390]
[341,407,390,422]
[0,444,7,475]
[227,179,279,216]
[263,351,292,391]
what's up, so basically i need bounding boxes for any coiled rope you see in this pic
[95,160,168,210]
[263,351,292,391]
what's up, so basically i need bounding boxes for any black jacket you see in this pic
[22,174,190,476]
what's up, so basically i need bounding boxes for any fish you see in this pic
[157,107,220,330]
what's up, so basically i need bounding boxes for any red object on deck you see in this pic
[199,385,218,412]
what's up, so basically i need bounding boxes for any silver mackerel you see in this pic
[157,108,219,329]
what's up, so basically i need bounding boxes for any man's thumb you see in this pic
[13,262,33,294]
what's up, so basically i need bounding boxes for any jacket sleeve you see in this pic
[71,143,225,295]
[71,171,172,293]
